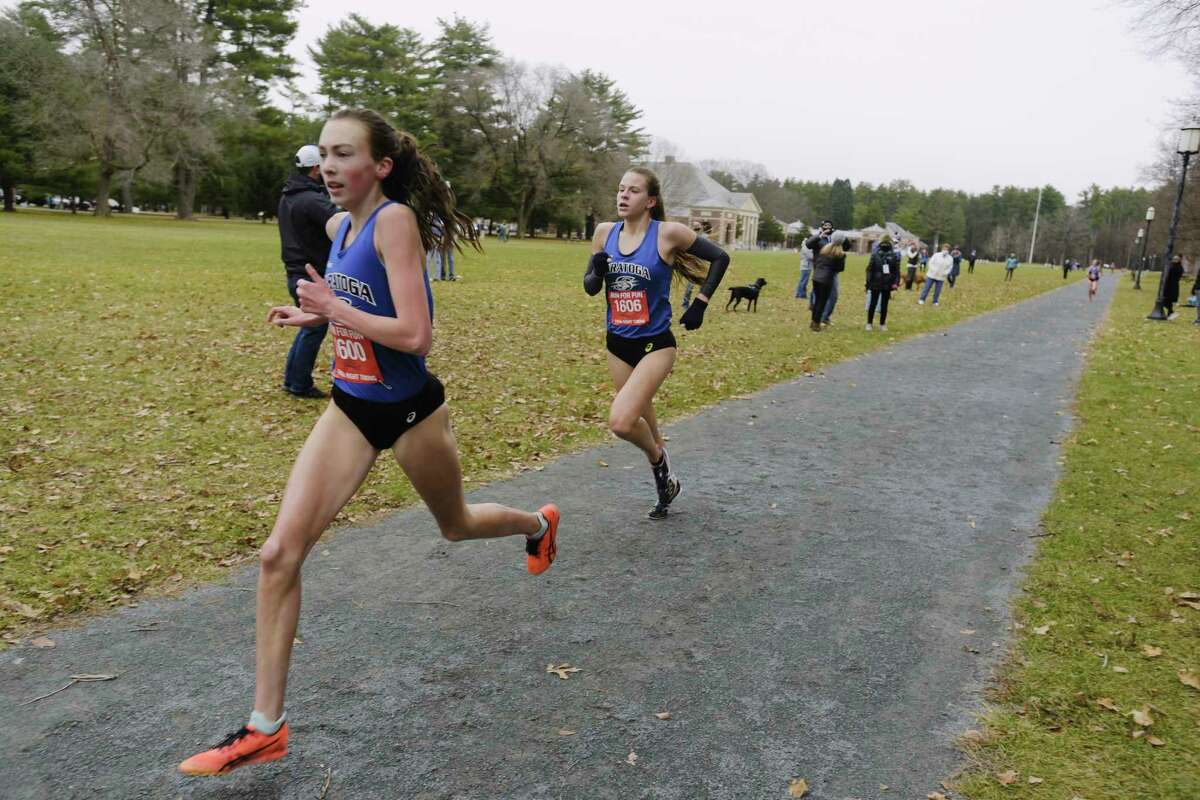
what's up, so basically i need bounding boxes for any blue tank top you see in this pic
[324,201,434,402]
[603,220,673,338]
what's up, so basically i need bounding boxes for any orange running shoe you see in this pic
[526,504,559,575]
[178,723,289,776]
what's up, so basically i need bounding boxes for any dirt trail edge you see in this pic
[1,278,1114,800]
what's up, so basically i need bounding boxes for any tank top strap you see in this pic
[331,215,352,253]
[336,200,397,254]
[639,219,661,261]
[604,221,623,254]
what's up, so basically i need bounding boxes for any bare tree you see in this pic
[1123,1,1200,60]
[40,0,204,216]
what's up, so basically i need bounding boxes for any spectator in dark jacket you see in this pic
[809,231,847,331]
[1163,254,1184,319]
[278,145,338,398]
[865,235,900,330]
[806,221,839,323]
[948,246,962,287]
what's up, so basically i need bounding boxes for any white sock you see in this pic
[528,511,548,541]
[249,709,286,735]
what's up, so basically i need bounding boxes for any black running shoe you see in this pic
[650,446,680,515]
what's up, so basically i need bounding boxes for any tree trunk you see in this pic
[585,213,595,239]
[95,166,113,217]
[175,161,196,220]
[120,171,134,213]
[2,179,14,212]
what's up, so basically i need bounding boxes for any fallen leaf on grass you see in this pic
[624,751,638,766]
[654,711,671,720]
[546,663,582,680]
[1142,645,1163,658]
[928,794,947,800]
[1178,671,1200,691]
[30,637,55,648]
[1113,666,1129,673]
[596,460,608,468]
[997,769,1018,785]
[558,729,575,736]
[1147,735,1166,747]
[1174,593,1200,610]
[787,778,808,797]
[2,598,42,619]
[1097,697,1120,712]
[1028,776,1044,785]
[1033,625,1051,636]
[1130,706,1154,727]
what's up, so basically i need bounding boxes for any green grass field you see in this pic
[0,210,1080,635]
[952,282,1200,799]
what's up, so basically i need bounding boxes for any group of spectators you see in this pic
[795,221,984,331]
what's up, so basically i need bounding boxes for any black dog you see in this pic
[725,278,767,312]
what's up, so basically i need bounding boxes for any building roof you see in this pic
[641,159,761,217]
[884,222,924,246]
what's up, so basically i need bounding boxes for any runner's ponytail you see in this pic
[331,108,481,255]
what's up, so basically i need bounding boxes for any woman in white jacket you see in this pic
[919,244,953,306]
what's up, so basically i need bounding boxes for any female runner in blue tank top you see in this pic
[178,109,561,777]
[584,167,730,519]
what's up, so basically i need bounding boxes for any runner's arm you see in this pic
[661,222,729,303]
[296,205,432,355]
[267,305,327,327]
[585,223,614,296]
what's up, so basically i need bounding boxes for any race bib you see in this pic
[882,263,891,275]
[609,289,649,327]
[331,323,384,384]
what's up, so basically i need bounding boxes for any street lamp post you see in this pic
[1131,228,1144,275]
[1135,207,1154,290]
[1148,125,1200,320]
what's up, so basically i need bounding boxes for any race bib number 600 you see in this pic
[608,289,649,327]
[331,323,384,384]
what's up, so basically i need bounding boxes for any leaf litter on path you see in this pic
[546,663,581,680]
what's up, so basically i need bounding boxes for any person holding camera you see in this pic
[808,231,848,331]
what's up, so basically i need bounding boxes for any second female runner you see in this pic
[584,167,729,518]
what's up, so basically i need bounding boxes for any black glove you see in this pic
[679,296,707,330]
[589,251,610,278]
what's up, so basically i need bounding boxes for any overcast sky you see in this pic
[283,0,1193,198]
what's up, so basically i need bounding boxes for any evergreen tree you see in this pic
[310,14,431,141]
[829,178,854,229]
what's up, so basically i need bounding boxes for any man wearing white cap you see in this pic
[277,144,338,398]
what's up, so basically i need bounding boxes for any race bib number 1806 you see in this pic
[608,289,649,327]
[331,323,384,384]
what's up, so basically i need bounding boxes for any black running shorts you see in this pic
[606,330,677,368]
[331,375,445,450]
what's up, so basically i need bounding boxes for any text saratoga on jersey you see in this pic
[325,273,377,306]
[608,261,651,281]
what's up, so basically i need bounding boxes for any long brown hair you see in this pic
[331,108,480,254]
[820,241,846,258]
[626,166,712,286]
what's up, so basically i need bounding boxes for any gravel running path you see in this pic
[0,278,1113,800]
